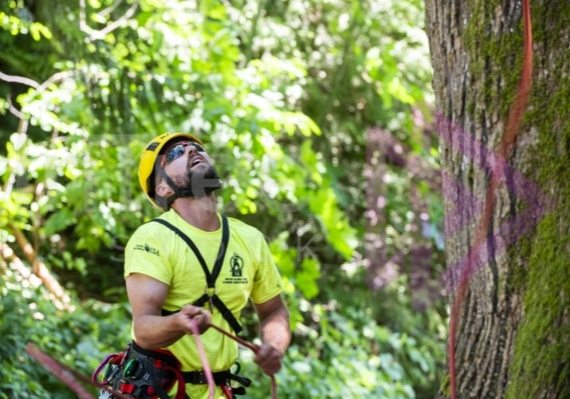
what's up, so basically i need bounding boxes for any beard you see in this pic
[172,162,222,198]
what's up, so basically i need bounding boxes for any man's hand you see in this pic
[254,343,284,376]
[253,295,290,376]
[175,304,212,335]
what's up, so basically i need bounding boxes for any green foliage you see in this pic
[0,267,131,398]
[238,276,445,398]
[0,0,446,397]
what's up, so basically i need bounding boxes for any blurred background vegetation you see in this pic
[0,0,447,397]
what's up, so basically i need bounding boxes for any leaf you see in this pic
[43,209,74,235]
[295,257,321,299]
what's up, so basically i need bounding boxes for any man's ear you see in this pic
[156,181,173,198]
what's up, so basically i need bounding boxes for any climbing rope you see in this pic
[448,0,533,398]
[194,321,278,399]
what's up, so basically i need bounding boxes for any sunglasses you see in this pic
[162,141,205,167]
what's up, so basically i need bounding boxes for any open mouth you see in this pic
[190,157,203,167]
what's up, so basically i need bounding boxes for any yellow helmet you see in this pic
[138,132,203,210]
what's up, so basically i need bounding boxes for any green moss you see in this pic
[506,214,570,398]
[505,3,570,394]
[463,1,527,124]
[433,0,570,395]
[458,2,570,397]
[439,372,451,399]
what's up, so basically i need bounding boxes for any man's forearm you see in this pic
[133,314,185,349]
[132,305,211,349]
[259,305,291,355]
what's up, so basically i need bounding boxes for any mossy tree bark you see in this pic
[424,1,570,398]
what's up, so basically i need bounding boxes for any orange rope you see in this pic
[202,323,277,399]
[448,1,533,398]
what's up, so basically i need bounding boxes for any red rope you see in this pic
[448,1,533,398]
[29,342,132,399]
[31,320,278,399]
[194,321,278,399]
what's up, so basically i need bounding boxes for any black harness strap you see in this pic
[181,370,252,387]
[152,216,243,334]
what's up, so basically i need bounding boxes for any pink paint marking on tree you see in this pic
[436,113,550,292]
[441,171,484,237]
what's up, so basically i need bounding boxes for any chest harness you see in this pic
[92,215,252,398]
[152,215,242,335]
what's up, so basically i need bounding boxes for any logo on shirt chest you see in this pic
[223,253,248,284]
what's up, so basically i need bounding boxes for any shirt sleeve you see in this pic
[250,235,284,304]
[124,223,173,285]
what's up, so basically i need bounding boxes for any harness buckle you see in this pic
[205,285,217,312]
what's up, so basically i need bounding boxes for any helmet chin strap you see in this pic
[156,167,222,210]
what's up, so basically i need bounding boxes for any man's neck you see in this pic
[172,194,220,231]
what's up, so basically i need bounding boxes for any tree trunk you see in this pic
[424,1,570,398]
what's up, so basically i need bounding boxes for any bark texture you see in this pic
[424,1,570,398]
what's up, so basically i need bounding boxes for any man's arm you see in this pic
[253,294,291,375]
[125,272,211,349]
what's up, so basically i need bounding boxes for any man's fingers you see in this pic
[254,345,283,375]
[181,304,206,316]
[190,311,212,334]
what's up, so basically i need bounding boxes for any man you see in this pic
[123,132,291,399]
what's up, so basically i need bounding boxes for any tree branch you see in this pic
[0,70,40,89]
[0,69,74,131]
[25,343,95,399]
[79,0,139,42]
[8,226,73,310]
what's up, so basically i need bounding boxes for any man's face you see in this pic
[161,140,220,198]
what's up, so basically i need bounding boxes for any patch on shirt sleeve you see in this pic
[133,242,160,256]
